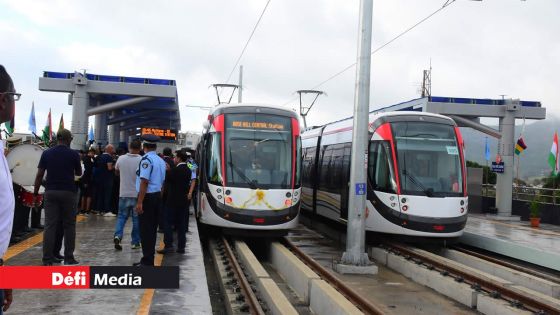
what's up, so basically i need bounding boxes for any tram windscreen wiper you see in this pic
[228,149,257,189]
[402,169,433,197]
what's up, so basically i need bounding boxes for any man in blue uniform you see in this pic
[133,134,166,266]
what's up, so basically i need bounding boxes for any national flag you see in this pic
[484,137,491,161]
[514,137,527,155]
[5,116,14,134]
[548,132,559,174]
[28,102,37,134]
[88,125,94,142]
[58,114,64,132]
[42,109,52,145]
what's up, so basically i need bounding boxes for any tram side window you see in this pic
[318,146,333,192]
[206,133,223,185]
[295,137,302,188]
[302,146,316,188]
[368,141,396,193]
[329,145,345,193]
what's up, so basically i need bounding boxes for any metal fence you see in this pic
[481,184,560,205]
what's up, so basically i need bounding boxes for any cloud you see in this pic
[1,0,558,139]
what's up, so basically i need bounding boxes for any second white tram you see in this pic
[197,103,302,235]
[301,111,468,238]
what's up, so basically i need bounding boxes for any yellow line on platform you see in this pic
[137,240,165,315]
[4,215,87,262]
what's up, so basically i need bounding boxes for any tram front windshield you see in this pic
[392,121,463,197]
[225,113,292,189]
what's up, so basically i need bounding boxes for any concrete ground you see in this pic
[5,212,211,315]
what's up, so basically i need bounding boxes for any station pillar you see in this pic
[70,73,89,150]
[95,112,108,149]
[108,121,120,147]
[119,129,127,143]
[495,99,517,217]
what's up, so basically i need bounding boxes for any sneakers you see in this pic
[104,212,117,217]
[114,236,122,250]
[131,244,141,250]
[64,258,80,265]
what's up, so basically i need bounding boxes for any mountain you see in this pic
[461,116,560,180]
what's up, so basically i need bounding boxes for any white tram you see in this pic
[196,104,302,235]
[301,111,468,239]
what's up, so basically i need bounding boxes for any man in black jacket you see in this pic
[157,151,195,254]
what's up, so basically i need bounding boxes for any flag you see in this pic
[88,125,94,142]
[548,132,559,175]
[4,116,14,134]
[484,137,491,161]
[58,114,64,132]
[42,109,52,145]
[28,102,36,134]
[514,137,527,155]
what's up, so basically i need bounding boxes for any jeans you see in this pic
[0,288,3,315]
[114,197,140,245]
[43,190,78,263]
[139,193,160,266]
[163,204,189,250]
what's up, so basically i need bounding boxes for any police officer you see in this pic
[133,134,166,266]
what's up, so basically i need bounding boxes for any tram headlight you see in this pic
[225,196,233,204]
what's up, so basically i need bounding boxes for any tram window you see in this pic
[302,147,316,188]
[225,113,292,189]
[295,137,302,188]
[368,141,396,193]
[330,145,345,193]
[206,133,223,185]
[318,146,333,192]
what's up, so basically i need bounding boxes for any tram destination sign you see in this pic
[141,128,177,141]
[230,120,287,130]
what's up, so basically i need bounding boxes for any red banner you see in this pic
[0,266,179,289]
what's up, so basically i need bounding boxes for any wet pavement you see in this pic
[5,211,212,314]
[462,214,560,271]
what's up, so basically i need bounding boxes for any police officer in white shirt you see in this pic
[0,65,17,314]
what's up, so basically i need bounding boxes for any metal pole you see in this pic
[341,0,373,266]
[238,65,243,103]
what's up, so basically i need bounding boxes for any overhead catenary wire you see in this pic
[282,0,458,107]
[224,0,272,84]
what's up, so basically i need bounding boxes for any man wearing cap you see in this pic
[134,134,166,266]
[0,65,17,314]
[34,128,82,266]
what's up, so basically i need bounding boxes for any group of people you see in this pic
[0,65,199,314]
[34,134,199,267]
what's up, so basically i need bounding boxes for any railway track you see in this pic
[382,242,560,315]
[209,235,385,315]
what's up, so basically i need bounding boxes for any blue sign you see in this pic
[355,183,366,195]
[491,162,504,173]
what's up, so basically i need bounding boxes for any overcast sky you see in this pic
[1,0,558,135]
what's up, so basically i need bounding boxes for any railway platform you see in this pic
[461,214,560,271]
[3,212,212,314]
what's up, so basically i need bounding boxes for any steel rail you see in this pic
[282,237,385,315]
[388,242,560,314]
[222,237,265,315]
[452,245,560,285]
